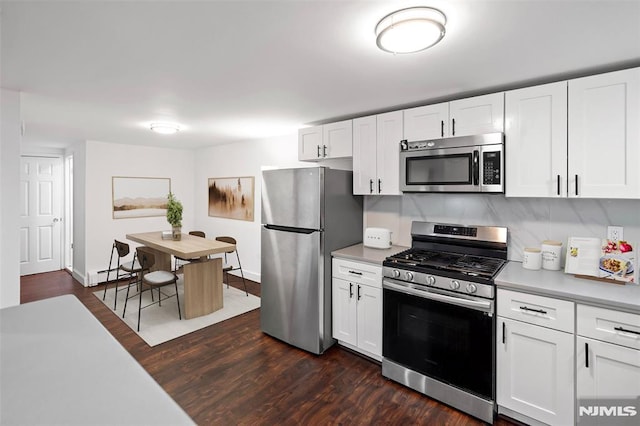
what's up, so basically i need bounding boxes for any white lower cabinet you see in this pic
[497,289,575,425]
[576,304,640,416]
[332,258,382,361]
[497,317,574,425]
[576,336,640,403]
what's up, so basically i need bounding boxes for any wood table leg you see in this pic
[183,258,223,319]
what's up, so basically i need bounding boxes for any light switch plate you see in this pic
[607,226,624,242]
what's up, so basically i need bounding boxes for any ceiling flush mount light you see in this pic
[375,6,446,54]
[150,122,181,135]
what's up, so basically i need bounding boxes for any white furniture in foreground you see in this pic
[0,295,193,425]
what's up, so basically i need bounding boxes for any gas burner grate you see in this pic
[387,249,505,278]
[449,255,505,277]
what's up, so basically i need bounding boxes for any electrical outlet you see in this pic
[607,226,624,242]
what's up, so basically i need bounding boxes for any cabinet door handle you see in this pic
[357,285,361,301]
[317,145,321,158]
[349,283,353,299]
[323,145,327,157]
[502,321,506,344]
[378,179,382,193]
[452,118,456,136]
[575,174,579,196]
[614,326,640,336]
[557,175,561,196]
[519,305,548,315]
[585,342,589,368]
[348,270,363,276]
[369,179,374,194]
[441,120,444,137]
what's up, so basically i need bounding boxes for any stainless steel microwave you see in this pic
[399,133,504,193]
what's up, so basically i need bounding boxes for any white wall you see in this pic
[193,132,308,282]
[79,140,195,285]
[0,89,21,308]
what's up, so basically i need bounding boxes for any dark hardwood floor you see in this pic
[20,270,519,425]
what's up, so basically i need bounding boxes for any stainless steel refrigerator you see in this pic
[260,167,363,354]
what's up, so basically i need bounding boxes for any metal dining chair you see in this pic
[215,236,248,296]
[123,246,182,331]
[102,240,143,310]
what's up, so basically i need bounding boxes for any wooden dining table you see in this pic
[126,231,235,319]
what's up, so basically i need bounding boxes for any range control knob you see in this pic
[450,280,460,290]
[426,275,436,285]
[466,283,477,294]
[392,269,401,278]
[405,271,414,281]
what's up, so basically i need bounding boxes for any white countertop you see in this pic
[332,243,409,265]
[496,261,640,313]
[0,295,194,425]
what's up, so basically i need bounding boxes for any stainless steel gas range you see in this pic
[381,221,508,424]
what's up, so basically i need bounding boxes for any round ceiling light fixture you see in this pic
[150,122,181,135]
[375,6,446,54]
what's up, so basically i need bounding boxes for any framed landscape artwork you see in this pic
[208,176,254,221]
[112,177,171,219]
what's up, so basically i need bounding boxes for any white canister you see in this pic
[541,240,563,270]
[523,248,542,270]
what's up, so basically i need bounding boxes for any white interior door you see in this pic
[20,156,63,275]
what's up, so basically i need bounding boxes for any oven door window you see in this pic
[383,288,494,399]
[406,153,472,186]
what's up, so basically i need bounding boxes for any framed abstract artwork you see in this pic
[208,176,254,221]
[112,177,170,219]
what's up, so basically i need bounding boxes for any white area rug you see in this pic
[94,277,260,347]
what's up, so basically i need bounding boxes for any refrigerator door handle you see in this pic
[263,224,318,234]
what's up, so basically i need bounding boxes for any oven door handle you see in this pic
[383,279,493,313]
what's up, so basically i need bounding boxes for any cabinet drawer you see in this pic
[577,304,640,350]
[497,289,574,333]
[332,258,381,288]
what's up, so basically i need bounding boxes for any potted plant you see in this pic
[166,192,183,240]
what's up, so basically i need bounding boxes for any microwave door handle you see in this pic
[473,150,480,186]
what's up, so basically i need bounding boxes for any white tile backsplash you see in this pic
[364,194,640,262]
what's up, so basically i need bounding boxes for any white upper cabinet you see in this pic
[298,120,353,161]
[352,116,377,195]
[449,92,505,137]
[403,103,449,141]
[505,81,568,197]
[298,126,323,161]
[376,111,403,195]
[323,120,353,159]
[353,111,402,195]
[403,93,504,141]
[568,67,640,198]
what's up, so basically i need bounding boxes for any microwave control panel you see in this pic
[483,151,501,185]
